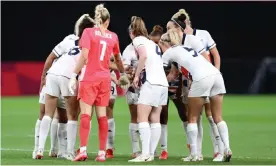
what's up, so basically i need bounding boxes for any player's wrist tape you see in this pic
[71,73,78,79]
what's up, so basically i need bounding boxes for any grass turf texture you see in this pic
[1,95,276,165]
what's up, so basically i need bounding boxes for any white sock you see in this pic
[217,121,230,150]
[150,123,161,155]
[159,124,168,151]
[38,116,52,151]
[208,116,224,154]
[80,146,87,153]
[34,119,41,151]
[208,116,218,154]
[197,115,203,156]
[50,118,58,151]
[187,123,198,156]
[107,118,115,149]
[67,120,77,154]
[138,122,151,156]
[129,123,140,153]
[57,123,67,155]
[183,121,189,145]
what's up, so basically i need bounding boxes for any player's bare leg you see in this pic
[182,97,204,162]
[49,110,59,158]
[36,94,58,159]
[128,104,153,162]
[128,104,141,158]
[210,94,232,162]
[173,97,189,158]
[32,104,45,159]
[159,104,168,160]
[73,100,92,162]
[149,106,162,161]
[56,107,67,158]
[64,96,79,160]
[106,99,115,158]
[204,101,224,160]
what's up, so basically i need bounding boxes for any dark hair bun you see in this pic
[153,25,164,33]
[178,14,187,22]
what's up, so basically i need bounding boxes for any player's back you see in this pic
[133,36,168,86]
[164,46,219,81]
[48,46,81,78]
[80,27,120,81]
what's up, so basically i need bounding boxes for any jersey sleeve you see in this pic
[122,45,132,66]
[162,49,172,67]
[132,36,145,50]
[52,36,74,57]
[205,31,216,49]
[188,35,205,54]
[113,34,120,56]
[79,28,91,50]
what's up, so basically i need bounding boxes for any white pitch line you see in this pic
[1,148,276,160]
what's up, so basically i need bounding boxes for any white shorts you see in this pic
[189,74,226,97]
[45,74,77,97]
[126,88,139,105]
[110,71,118,100]
[138,81,168,107]
[39,86,66,109]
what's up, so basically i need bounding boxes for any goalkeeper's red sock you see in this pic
[98,116,108,151]
[79,114,91,151]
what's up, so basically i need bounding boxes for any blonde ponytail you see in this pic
[94,4,110,27]
[160,29,181,46]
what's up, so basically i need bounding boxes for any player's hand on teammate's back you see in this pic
[68,73,77,94]
[119,73,130,89]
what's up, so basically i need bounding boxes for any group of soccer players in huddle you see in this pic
[32,3,232,163]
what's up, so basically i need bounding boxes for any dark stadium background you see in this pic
[2,1,276,95]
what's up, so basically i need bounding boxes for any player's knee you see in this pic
[213,116,223,124]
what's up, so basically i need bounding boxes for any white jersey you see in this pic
[122,43,138,68]
[162,46,220,81]
[48,46,81,78]
[193,29,216,54]
[132,36,168,87]
[182,34,205,54]
[52,34,79,58]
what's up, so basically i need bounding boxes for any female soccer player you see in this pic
[68,4,128,162]
[149,24,188,160]
[32,87,65,159]
[166,16,212,161]
[35,14,95,160]
[169,9,224,160]
[122,41,141,158]
[34,17,84,158]
[159,29,232,162]
[127,16,168,163]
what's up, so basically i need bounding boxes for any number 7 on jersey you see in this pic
[100,40,107,61]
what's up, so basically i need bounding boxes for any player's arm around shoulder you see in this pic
[204,30,221,70]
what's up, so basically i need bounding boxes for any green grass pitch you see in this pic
[1,95,276,165]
